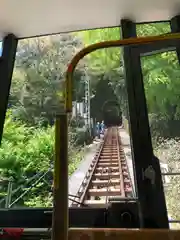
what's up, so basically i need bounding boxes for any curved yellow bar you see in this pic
[65,32,180,112]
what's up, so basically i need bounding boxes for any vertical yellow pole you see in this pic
[52,114,68,240]
[65,73,72,113]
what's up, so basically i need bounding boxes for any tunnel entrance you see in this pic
[102,100,122,127]
[90,79,122,127]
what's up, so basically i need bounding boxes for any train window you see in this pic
[141,50,180,229]
[0,33,138,222]
[69,46,137,209]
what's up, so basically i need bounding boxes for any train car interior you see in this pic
[1,0,180,239]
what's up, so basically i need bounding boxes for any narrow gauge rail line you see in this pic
[71,127,133,207]
[1,127,134,239]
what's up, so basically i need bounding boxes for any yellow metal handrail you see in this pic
[53,114,68,240]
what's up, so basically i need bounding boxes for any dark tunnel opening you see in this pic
[103,106,122,127]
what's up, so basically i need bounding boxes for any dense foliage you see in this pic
[155,138,180,228]
[11,34,87,125]
[79,22,180,138]
[0,111,84,207]
[0,34,89,207]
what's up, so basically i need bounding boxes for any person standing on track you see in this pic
[100,120,105,135]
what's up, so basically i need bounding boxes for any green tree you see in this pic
[11,34,87,125]
[80,23,180,136]
[0,111,83,207]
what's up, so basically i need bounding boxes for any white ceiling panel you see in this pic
[0,0,179,38]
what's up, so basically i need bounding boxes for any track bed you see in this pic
[71,127,133,207]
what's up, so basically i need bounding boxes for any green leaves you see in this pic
[137,22,170,37]
[12,34,86,125]
[0,112,84,207]
[142,50,180,122]
[79,23,180,138]
[78,28,121,74]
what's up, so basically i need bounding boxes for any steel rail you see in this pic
[73,132,108,206]
[116,127,126,197]
[72,127,133,207]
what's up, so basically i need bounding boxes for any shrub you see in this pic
[0,112,84,207]
[155,138,180,228]
[74,128,92,145]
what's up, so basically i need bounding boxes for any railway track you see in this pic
[0,127,134,240]
[71,126,133,207]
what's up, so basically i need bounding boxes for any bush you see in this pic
[70,115,85,128]
[155,138,180,228]
[149,113,180,139]
[0,112,84,207]
[74,128,92,145]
